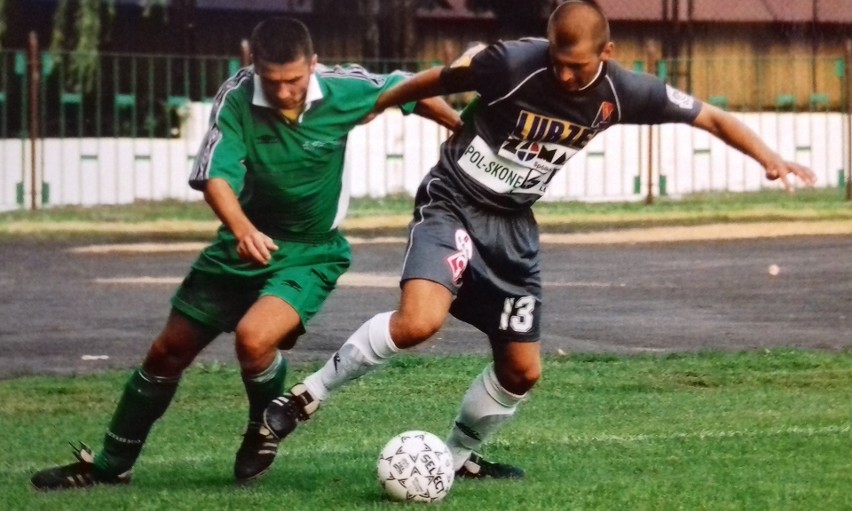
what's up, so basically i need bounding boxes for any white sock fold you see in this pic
[304,311,398,402]
[445,363,527,470]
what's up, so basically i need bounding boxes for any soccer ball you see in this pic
[377,430,455,503]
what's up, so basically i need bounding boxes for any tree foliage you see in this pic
[49,0,115,91]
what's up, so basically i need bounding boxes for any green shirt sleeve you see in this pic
[385,70,418,115]
[189,74,250,194]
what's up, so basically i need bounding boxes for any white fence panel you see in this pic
[0,108,847,212]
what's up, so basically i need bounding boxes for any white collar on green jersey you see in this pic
[251,70,324,121]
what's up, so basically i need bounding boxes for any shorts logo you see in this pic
[446,229,473,286]
[282,280,303,292]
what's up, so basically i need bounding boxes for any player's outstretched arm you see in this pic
[374,67,447,114]
[691,103,817,192]
[412,96,464,133]
[203,178,278,266]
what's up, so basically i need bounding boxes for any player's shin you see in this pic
[303,311,399,401]
[445,363,527,470]
[242,351,287,423]
[95,368,180,476]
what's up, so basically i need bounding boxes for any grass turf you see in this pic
[2,350,850,510]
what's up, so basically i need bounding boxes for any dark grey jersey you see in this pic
[438,38,702,211]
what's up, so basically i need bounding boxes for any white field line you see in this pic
[94,273,402,288]
[66,220,852,255]
[69,237,405,254]
[94,274,618,289]
[549,424,851,446]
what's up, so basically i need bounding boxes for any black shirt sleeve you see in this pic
[614,66,702,125]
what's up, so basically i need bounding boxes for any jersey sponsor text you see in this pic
[458,136,574,195]
[511,110,599,149]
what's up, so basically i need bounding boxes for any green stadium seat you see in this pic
[776,94,796,111]
[709,95,729,110]
[809,93,829,111]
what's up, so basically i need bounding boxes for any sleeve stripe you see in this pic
[189,68,253,188]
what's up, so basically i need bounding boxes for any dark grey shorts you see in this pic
[401,175,542,342]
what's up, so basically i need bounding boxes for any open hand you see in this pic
[765,160,817,192]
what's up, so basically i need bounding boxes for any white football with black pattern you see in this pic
[376,430,454,503]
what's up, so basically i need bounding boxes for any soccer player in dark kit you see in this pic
[30,17,460,490]
[261,1,817,479]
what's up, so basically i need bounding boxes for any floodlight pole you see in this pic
[645,39,659,205]
[845,39,852,201]
[27,31,40,211]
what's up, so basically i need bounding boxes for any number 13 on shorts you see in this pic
[499,296,536,333]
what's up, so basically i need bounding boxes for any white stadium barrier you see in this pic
[1,103,847,212]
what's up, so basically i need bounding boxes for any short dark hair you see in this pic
[250,17,314,64]
[548,1,610,54]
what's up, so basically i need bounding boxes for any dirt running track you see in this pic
[0,235,849,380]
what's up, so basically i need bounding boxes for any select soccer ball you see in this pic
[377,430,455,503]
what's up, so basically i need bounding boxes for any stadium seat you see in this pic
[809,93,829,111]
[709,95,729,110]
[775,94,796,111]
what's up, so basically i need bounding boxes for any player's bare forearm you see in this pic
[203,178,278,265]
[375,67,447,113]
[203,178,255,239]
[692,103,776,166]
[413,97,463,133]
[692,103,817,190]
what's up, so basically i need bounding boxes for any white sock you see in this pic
[445,363,527,471]
[304,311,398,402]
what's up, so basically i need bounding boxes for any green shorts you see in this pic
[171,229,351,333]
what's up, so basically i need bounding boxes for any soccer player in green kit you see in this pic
[30,17,461,490]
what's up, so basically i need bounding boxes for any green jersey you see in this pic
[190,64,412,239]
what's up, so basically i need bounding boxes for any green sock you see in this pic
[94,368,179,476]
[242,351,287,425]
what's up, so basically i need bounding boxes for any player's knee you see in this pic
[391,313,442,347]
[498,363,541,395]
[234,332,266,364]
[144,335,196,375]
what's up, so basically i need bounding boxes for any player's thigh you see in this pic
[261,237,351,337]
[450,210,543,343]
[235,295,303,349]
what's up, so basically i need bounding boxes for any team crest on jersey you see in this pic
[665,85,695,110]
[445,229,473,286]
[591,101,615,129]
